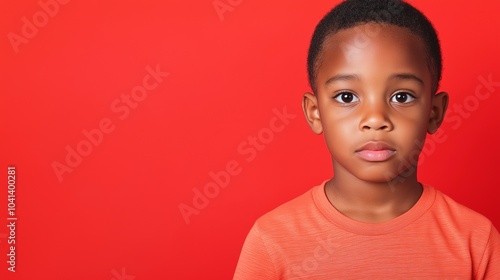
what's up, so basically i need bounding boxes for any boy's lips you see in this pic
[355,141,396,162]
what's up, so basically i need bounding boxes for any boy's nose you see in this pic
[359,104,393,132]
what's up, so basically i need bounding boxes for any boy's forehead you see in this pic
[316,23,432,88]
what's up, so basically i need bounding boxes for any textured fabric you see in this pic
[234,180,500,279]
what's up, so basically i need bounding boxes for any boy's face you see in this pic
[303,23,448,183]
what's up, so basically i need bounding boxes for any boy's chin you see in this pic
[354,169,415,185]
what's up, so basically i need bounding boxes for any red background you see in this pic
[1,0,499,279]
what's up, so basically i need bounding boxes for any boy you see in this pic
[234,0,500,279]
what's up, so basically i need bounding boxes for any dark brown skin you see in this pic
[302,23,449,223]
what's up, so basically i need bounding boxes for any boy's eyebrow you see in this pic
[325,74,359,86]
[390,73,424,85]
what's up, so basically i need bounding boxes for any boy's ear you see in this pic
[427,91,449,134]
[302,92,323,134]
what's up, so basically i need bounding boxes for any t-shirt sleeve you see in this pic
[476,223,500,279]
[233,223,278,280]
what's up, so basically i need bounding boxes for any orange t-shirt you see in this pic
[234,180,500,279]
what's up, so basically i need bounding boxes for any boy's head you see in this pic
[302,0,449,183]
[307,0,442,95]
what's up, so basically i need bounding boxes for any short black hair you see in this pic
[307,0,442,94]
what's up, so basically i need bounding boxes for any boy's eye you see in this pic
[390,92,415,103]
[333,92,359,104]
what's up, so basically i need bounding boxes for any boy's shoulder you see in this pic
[431,185,494,231]
[253,180,326,232]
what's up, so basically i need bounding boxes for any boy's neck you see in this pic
[325,163,423,223]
